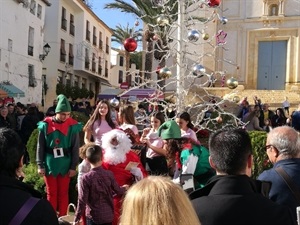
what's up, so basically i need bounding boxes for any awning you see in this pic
[0,84,25,98]
[119,88,164,100]
[0,89,8,98]
[98,88,124,99]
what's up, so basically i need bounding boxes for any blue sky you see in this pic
[90,0,141,48]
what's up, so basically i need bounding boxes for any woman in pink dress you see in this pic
[83,100,116,147]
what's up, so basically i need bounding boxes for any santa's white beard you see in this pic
[102,129,132,165]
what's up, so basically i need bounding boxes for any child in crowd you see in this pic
[73,143,128,225]
[263,118,273,133]
[175,112,199,144]
[76,144,92,225]
[140,112,168,175]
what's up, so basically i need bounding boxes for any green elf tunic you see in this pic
[181,143,215,188]
[36,117,82,176]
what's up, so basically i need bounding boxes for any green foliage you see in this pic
[79,87,90,99]
[56,83,94,100]
[23,163,46,197]
[248,131,272,179]
[56,83,65,96]
[26,129,39,164]
[71,86,81,100]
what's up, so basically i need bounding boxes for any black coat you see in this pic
[189,175,296,225]
[0,175,59,225]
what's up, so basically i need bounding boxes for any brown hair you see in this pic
[119,105,136,125]
[83,100,116,131]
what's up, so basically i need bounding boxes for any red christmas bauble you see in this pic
[124,38,137,52]
[208,0,221,7]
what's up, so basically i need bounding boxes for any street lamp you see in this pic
[39,43,51,61]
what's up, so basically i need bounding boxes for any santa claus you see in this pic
[101,129,147,225]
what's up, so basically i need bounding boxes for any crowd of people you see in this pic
[1,94,300,225]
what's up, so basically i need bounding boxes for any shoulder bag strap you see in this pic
[8,197,40,225]
[275,167,300,205]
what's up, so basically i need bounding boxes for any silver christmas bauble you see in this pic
[157,15,169,27]
[159,67,172,79]
[192,64,206,77]
[232,96,240,103]
[226,77,238,89]
[188,30,200,42]
[220,17,228,25]
[109,98,120,108]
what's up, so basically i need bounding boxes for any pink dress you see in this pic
[92,120,113,146]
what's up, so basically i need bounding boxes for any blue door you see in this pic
[257,41,287,90]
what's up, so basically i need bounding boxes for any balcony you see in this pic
[105,68,108,77]
[61,18,67,31]
[92,61,96,72]
[99,40,103,50]
[86,30,90,41]
[85,60,90,69]
[69,56,74,66]
[28,46,33,56]
[60,53,66,62]
[93,35,97,46]
[70,23,75,36]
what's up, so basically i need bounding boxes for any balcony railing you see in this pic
[69,56,74,66]
[92,61,96,72]
[93,35,97,46]
[86,30,90,41]
[61,18,67,30]
[60,53,66,62]
[28,46,33,56]
[70,23,75,36]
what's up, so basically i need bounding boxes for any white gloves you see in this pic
[130,167,143,181]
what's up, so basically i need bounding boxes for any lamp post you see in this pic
[39,43,51,61]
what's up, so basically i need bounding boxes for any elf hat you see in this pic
[55,94,71,113]
[158,120,181,140]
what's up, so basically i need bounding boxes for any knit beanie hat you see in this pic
[55,94,71,113]
[158,120,181,140]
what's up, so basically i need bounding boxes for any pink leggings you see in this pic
[44,174,70,217]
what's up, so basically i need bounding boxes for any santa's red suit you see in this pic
[101,129,147,225]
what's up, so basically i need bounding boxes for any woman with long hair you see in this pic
[83,100,116,146]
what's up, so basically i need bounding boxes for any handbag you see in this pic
[58,203,82,225]
[9,197,39,225]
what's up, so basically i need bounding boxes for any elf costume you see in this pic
[158,120,214,189]
[36,94,82,216]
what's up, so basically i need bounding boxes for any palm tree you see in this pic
[111,23,142,86]
[104,0,178,88]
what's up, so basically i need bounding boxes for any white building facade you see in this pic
[0,0,51,105]
[43,0,112,110]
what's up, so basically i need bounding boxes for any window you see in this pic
[60,39,66,62]
[57,71,63,84]
[105,37,109,54]
[99,32,103,50]
[82,78,87,88]
[92,53,96,72]
[86,21,90,41]
[69,44,74,66]
[118,70,123,83]
[98,57,102,74]
[119,56,124,67]
[37,4,42,19]
[70,14,75,36]
[28,64,36,87]
[28,27,34,56]
[8,39,12,52]
[61,7,67,31]
[105,60,108,77]
[30,0,36,15]
[85,48,89,69]
[74,76,79,87]
[93,26,97,46]
[269,4,279,16]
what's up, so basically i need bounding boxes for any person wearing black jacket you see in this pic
[0,128,58,225]
[189,128,296,225]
